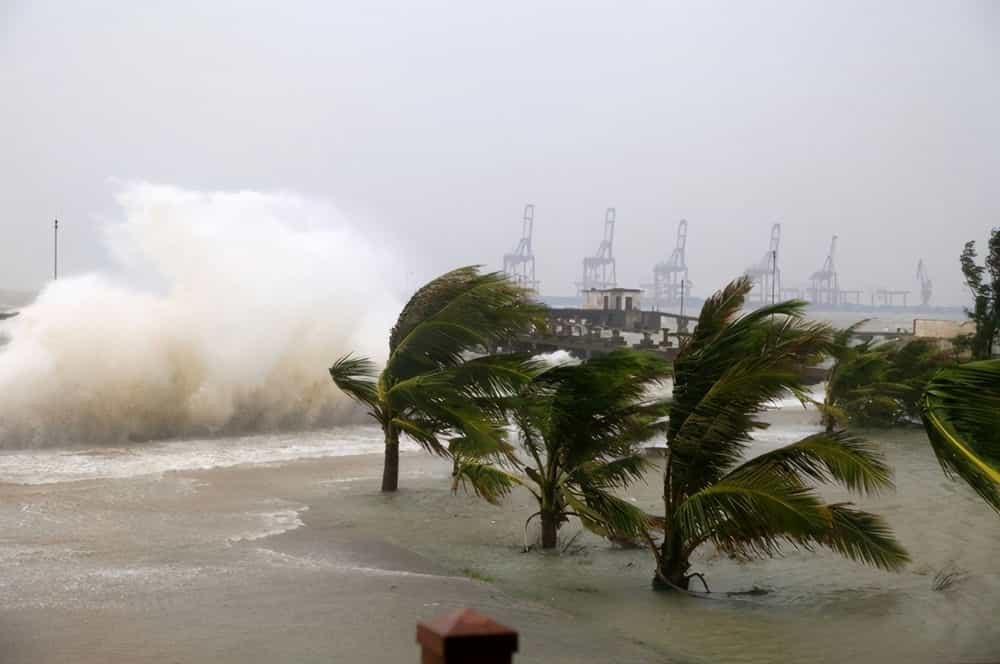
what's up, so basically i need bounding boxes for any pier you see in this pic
[505,291,832,384]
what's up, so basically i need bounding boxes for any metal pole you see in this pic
[771,250,777,305]
[54,219,59,280]
[679,279,685,318]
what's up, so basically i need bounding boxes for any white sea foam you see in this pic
[0,424,421,485]
[0,184,402,447]
[228,504,308,544]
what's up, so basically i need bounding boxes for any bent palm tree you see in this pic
[653,277,909,590]
[822,327,954,430]
[820,321,896,431]
[919,360,1000,513]
[453,350,671,549]
[329,266,545,492]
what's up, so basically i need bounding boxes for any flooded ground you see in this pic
[0,404,996,663]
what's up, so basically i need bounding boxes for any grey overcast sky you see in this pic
[1,0,997,304]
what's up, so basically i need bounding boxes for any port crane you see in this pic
[578,207,617,293]
[746,223,781,305]
[646,219,690,309]
[916,259,932,307]
[502,204,539,292]
[808,235,840,306]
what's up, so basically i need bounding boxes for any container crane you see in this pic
[578,208,617,293]
[745,223,781,305]
[645,219,690,310]
[808,235,840,306]
[502,204,539,292]
[916,259,932,307]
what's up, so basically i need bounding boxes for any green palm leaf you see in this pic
[651,276,905,589]
[387,267,546,380]
[920,360,1000,512]
[573,455,651,489]
[328,266,543,491]
[564,486,651,540]
[817,503,910,571]
[456,349,671,549]
[675,471,830,547]
[328,354,381,414]
[451,460,521,505]
[726,431,894,496]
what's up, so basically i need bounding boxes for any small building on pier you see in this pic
[582,287,643,312]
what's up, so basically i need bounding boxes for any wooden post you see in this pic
[417,609,518,664]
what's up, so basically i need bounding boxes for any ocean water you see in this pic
[0,401,995,662]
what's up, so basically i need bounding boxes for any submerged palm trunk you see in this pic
[654,532,691,590]
[540,510,559,549]
[381,425,400,492]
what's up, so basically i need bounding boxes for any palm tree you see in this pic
[823,331,956,430]
[453,350,671,549]
[919,360,1000,513]
[885,339,955,422]
[329,266,545,492]
[820,322,901,431]
[652,277,909,591]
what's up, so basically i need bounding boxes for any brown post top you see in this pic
[417,608,518,664]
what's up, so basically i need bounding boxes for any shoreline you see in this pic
[0,425,996,663]
[0,450,666,663]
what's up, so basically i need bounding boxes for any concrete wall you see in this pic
[913,318,975,339]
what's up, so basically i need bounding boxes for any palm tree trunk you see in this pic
[381,425,400,492]
[653,533,691,590]
[540,510,559,549]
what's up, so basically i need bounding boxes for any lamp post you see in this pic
[53,219,59,280]
[771,249,777,305]
[679,279,685,318]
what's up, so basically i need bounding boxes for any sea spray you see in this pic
[0,183,401,447]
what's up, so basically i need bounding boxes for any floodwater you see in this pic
[0,401,996,663]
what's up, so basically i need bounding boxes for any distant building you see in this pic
[582,288,642,312]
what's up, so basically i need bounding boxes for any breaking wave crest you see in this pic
[0,184,400,447]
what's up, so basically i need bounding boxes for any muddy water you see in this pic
[0,407,996,663]
[321,407,1000,663]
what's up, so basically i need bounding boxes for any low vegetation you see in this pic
[822,325,954,430]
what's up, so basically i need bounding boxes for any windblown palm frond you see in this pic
[455,349,671,549]
[920,360,1000,512]
[817,503,910,571]
[564,485,652,540]
[328,266,544,491]
[329,354,381,414]
[651,276,907,590]
[451,459,521,505]
[675,470,830,547]
[386,267,546,380]
[727,431,894,496]
[573,455,650,490]
[666,282,834,496]
[674,455,909,572]
[825,327,955,429]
